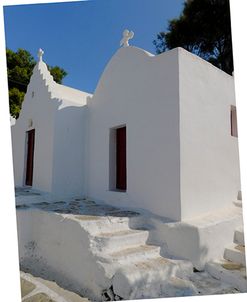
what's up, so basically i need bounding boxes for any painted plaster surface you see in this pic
[16,189,245,300]
[11,52,91,197]
[12,45,242,222]
[87,46,181,221]
[178,48,241,219]
[86,46,241,221]
[149,204,244,270]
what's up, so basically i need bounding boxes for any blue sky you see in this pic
[4,0,184,93]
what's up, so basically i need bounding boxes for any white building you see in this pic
[11,44,241,222]
[12,41,245,300]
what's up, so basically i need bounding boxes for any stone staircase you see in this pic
[225,229,245,263]
[74,212,196,300]
[206,228,247,292]
[71,208,243,299]
[16,189,245,300]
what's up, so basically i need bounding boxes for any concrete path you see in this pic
[20,271,90,302]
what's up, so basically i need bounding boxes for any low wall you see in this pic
[149,206,243,270]
[17,209,109,300]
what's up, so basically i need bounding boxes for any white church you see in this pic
[11,32,246,300]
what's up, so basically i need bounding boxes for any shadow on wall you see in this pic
[52,100,87,197]
[23,94,88,197]
[145,218,210,271]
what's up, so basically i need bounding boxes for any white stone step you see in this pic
[205,260,247,292]
[112,257,196,299]
[94,229,149,253]
[96,245,161,280]
[74,214,131,234]
[106,244,161,264]
[99,254,193,282]
[234,229,245,246]
[224,245,246,266]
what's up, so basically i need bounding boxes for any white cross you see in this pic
[38,48,44,62]
[120,29,134,47]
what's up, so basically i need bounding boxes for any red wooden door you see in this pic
[116,126,126,190]
[25,129,35,186]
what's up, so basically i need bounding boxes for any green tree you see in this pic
[48,65,67,84]
[7,48,67,118]
[153,0,233,75]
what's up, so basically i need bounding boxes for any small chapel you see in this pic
[11,33,241,221]
[11,31,246,300]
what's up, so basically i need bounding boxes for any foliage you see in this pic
[9,88,25,119]
[48,66,67,84]
[153,0,233,75]
[7,48,67,118]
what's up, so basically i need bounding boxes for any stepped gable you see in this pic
[33,48,92,105]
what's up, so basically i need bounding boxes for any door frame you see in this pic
[116,126,127,191]
[25,129,35,186]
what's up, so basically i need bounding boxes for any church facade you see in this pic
[11,44,241,221]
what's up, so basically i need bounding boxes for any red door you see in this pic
[25,129,35,186]
[116,126,126,190]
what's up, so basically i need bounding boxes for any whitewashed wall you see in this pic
[87,47,181,221]
[87,46,241,221]
[17,209,108,300]
[11,61,90,198]
[52,101,88,198]
[179,48,241,220]
[12,46,241,221]
[11,64,56,193]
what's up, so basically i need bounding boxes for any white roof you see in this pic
[36,59,92,105]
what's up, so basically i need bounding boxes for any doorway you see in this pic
[25,129,35,186]
[116,126,126,191]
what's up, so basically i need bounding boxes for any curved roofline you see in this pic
[93,46,233,96]
[93,46,181,95]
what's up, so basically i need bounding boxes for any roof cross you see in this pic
[38,48,44,62]
[120,29,134,47]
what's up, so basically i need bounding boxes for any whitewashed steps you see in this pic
[224,245,246,266]
[19,190,242,299]
[224,229,246,267]
[206,260,247,292]
[234,229,245,246]
[96,244,162,278]
[206,226,247,293]
[76,211,197,299]
[112,257,195,299]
